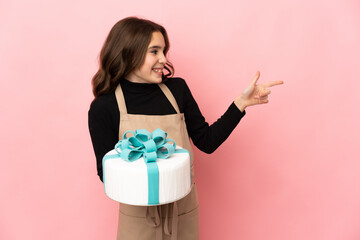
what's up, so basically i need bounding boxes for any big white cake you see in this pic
[103,146,191,206]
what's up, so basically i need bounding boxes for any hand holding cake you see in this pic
[234,71,284,112]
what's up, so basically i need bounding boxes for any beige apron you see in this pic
[115,83,199,240]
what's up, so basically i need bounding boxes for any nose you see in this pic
[158,52,167,65]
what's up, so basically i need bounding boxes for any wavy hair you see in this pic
[91,17,174,98]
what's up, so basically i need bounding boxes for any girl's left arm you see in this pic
[182,80,245,154]
[183,71,283,154]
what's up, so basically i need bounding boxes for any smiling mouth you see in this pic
[152,68,163,76]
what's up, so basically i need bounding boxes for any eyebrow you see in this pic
[148,46,164,50]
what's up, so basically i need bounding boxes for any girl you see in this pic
[88,17,283,240]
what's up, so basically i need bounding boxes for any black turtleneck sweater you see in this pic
[88,78,245,181]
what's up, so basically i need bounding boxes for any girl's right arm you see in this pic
[88,96,118,182]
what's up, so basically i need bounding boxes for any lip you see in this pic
[152,68,163,77]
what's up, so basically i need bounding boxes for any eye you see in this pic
[151,50,158,54]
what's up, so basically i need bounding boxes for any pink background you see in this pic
[1,0,360,239]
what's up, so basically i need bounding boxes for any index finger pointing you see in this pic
[263,81,284,88]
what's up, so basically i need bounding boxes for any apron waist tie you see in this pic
[146,202,178,240]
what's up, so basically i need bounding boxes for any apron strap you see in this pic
[116,83,179,115]
[164,202,178,240]
[115,84,128,115]
[145,203,179,240]
[158,83,181,114]
[146,206,163,240]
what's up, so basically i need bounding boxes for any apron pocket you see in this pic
[117,206,199,240]
[177,206,199,240]
[117,210,155,240]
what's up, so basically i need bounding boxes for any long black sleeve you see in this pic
[88,78,245,181]
[180,80,245,153]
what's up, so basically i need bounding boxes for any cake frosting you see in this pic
[102,129,191,206]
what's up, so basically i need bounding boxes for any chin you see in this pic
[151,77,163,84]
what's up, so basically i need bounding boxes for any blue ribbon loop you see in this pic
[113,128,183,205]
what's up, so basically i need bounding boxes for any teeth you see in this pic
[153,69,162,73]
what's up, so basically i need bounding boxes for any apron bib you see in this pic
[115,83,199,240]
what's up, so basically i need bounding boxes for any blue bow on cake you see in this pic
[115,128,177,163]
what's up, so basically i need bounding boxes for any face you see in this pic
[126,31,167,84]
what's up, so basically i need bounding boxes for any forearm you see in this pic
[187,102,245,153]
[234,97,247,112]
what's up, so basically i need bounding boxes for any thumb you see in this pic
[250,71,260,86]
[242,71,260,96]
